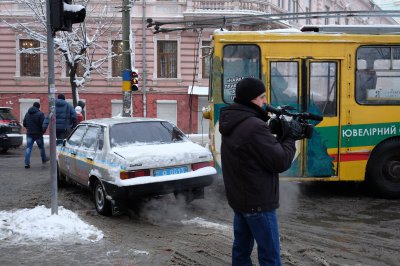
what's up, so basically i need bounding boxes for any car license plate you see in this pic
[11,128,19,132]
[154,166,188,176]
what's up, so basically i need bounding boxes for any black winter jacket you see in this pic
[219,103,296,213]
[23,106,45,136]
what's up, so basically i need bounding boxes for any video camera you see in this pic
[265,105,323,140]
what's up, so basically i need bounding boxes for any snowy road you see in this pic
[1,147,399,265]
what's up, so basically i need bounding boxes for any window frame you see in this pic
[269,60,299,110]
[222,44,262,104]
[111,40,123,77]
[65,62,86,78]
[19,39,41,77]
[157,40,178,78]
[200,40,211,79]
[309,61,338,117]
[355,45,400,105]
[153,37,181,80]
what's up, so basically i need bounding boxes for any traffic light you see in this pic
[50,0,86,33]
[131,71,139,91]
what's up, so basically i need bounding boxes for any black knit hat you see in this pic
[234,77,265,104]
[58,94,66,100]
[33,102,40,108]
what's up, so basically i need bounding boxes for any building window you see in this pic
[325,6,330,25]
[157,41,177,78]
[306,7,311,24]
[20,39,40,77]
[66,62,85,77]
[293,0,298,22]
[111,40,123,77]
[202,41,211,79]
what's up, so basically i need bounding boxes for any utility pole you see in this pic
[47,0,86,215]
[122,0,132,117]
[142,0,147,117]
[46,0,58,215]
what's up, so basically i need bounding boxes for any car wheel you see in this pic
[93,180,112,216]
[1,147,8,153]
[366,138,400,198]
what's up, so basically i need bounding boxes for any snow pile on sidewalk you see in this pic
[0,205,103,243]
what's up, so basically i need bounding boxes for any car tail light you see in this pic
[192,161,214,171]
[120,169,150,180]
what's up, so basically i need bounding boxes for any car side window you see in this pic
[67,125,87,146]
[81,126,100,151]
[97,127,104,150]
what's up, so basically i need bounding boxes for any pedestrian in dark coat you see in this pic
[43,94,77,139]
[23,102,49,168]
[219,77,297,266]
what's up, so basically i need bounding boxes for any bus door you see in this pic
[269,59,339,178]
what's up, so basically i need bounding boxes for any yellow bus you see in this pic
[203,25,400,198]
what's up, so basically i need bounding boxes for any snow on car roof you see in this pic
[81,117,169,127]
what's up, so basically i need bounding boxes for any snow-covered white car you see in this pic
[57,117,217,216]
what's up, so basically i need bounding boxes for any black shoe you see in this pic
[25,165,30,169]
[42,157,50,163]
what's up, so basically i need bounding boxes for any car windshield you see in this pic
[110,121,188,147]
[0,109,17,120]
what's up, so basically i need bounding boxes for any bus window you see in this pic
[309,61,337,116]
[222,45,261,104]
[356,46,400,104]
[270,61,298,109]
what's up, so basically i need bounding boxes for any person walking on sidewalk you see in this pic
[23,102,49,169]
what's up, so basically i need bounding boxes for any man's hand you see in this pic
[289,119,304,140]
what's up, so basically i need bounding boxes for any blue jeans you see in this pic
[24,135,47,165]
[232,210,281,266]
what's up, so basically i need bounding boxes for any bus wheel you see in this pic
[366,138,400,198]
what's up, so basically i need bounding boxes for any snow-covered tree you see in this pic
[2,0,121,107]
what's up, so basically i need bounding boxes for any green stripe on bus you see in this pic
[316,122,400,148]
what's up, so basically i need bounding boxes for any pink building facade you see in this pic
[0,0,396,134]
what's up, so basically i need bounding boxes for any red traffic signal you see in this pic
[131,71,139,91]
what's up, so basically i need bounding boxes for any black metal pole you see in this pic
[46,0,58,215]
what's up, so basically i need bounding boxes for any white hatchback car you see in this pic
[57,117,217,216]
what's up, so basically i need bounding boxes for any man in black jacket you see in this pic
[23,102,49,168]
[219,77,297,266]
